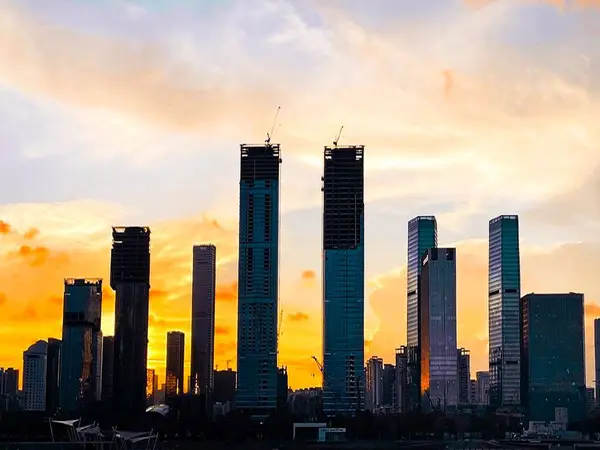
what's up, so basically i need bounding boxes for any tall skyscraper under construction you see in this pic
[236,144,281,416]
[406,216,437,409]
[322,145,365,414]
[111,226,151,415]
[488,215,521,406]
[190,244,216,395]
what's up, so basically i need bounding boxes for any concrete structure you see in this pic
[191,244,216,395]
[595,319,600,406]
[365,357,383,411]
[407,216,437,410]
[420,248,458,412]
[395,347,408,413]
[166,331,185,397]
[59,278,103,412]
[111,226,151,415]
[457,348,471,405]
[236,144,281,416]
[46,338,61,414]
[322,145,365,414]
[101,335,114,402]
[23,340,48,411]
[521,293,586,423]
[469,379,478,405]
[488,215,521,407]
[476,371,490,405]
[214,369,236,404]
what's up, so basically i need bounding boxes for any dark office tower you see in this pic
[488,215,521,407]
[214,369,236,404]
[395,347,408,413]
[46,338,61,414]
[406,216,437,410]
[521,293,585,423]
[457,348,471,405]
[0,368,19,412]
[101,336,114,402]
[59,279,102,412]
[236,144,281,416]
[277,367,288,409]
[382,364,396,409]
[322,145,365,415]
[190,244,216,395]
[595,319,600,406]
[111,226,151,415]
[166,331,185,398]
[420,248,458,412]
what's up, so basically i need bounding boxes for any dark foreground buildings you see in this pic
[236,144,281,416]
[101,335,114,402]
[322,145,365,414]
[521,293,586,423]
[111,226,151,415]
[166,331,185,398]
[191,244,216,395]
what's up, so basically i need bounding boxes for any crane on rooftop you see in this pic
[265,106,281,146]
[333,125,344,147]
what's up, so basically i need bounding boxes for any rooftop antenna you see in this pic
[266,106,281,145]
[333,125,344,147]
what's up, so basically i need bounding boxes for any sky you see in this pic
[1,0,600,390]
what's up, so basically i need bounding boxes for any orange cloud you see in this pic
[301,270,316,280]
[288,312,309,322]
[443,70,453,99]
[0,292,6,306]
[585,303,600,317]
[0,220,10,234]
[23,228,40,240]
[216,282,237,303]
[215,325,231,335]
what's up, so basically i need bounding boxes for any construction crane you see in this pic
[265,106,281,145]
[333,125,344,147]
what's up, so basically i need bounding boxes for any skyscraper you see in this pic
[111,226,151,415]
[59,278,103,412]
[595,319,600,406]
[488,215,521,407]
[457,348,471,405]
[365,356,383,411]
[406,216,437,409]
[521,293,586,422]
[23,340,48,411]
[236,144,281,415]
[476,371,490,405]
[46,338,61,414]
[322,145,365,414]
[166,331,185,398]
[420,248,458,412]
[0,368,19,412]
[191,244,216,395]
[101,335,114,402]
[395,347,408,413]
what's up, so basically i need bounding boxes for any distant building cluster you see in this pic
[0,142,596,428]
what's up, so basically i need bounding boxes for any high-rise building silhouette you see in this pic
[457,348,470,405]
[488,215,521,407]
[0,368,19,412]
[365,356,383,411]
[166,331,185,398]
[395,347,408,413]
[521,293,586,422]
[236,144,281,415]
[214,369,236,404]
[101,335,114,402]
[46,338,61,414]
[382,364,395,409]
[190,244,216,395]
[322,145,365,414]
[23,340,48,411]
[59,278,103,412]
[146,368,156,405]
[476,371,490,405]
[420,248,458,412]
[595,319,600,407]
[110,226,151,415]
[406,216,437,410]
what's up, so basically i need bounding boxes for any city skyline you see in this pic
[1,0,600,392]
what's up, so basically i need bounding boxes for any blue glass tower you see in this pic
[521,293,586,423]
[59,278,102,413]
[236,144,281,416]
[406,216,437,410]
[322,145,364,415]
[488,215,521,406]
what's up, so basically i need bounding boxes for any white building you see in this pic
[23,340,48,411]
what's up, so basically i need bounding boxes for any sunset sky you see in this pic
[1,0,600,391]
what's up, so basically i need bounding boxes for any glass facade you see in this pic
[166,331,185,397]
[59,279,102,412]
[322,145,364,415]
[521,293,585,423]
[488,215,521,406]
[419,248,458,412]
[407,217,437,410]
[236,144,281,415]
